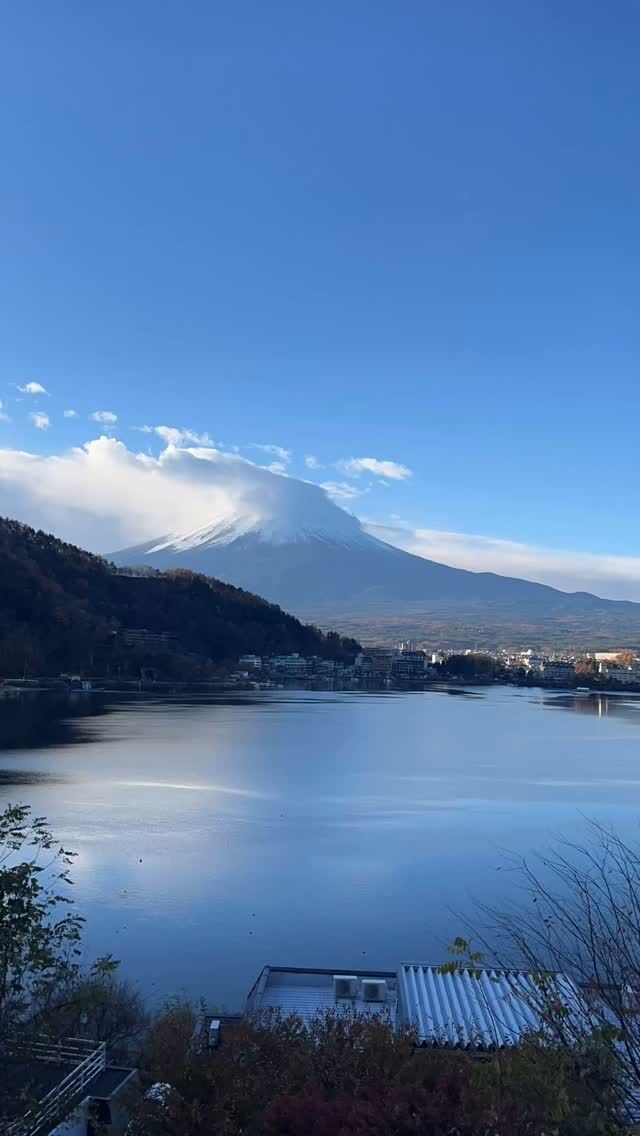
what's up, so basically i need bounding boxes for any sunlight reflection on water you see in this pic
[1,687,640,1007]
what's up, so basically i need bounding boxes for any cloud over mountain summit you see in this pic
[0,435,362,553]
[2,433,640,602]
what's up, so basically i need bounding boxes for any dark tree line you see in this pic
[438,652,503,679]
[0,518,360,677]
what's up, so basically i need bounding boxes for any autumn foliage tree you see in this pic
[133,1005,621,1135]
[0,516,359,678]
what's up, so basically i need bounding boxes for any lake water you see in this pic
[2,686,640,1010]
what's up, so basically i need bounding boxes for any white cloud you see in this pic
[320,480,368,502]
[63,409,77,418]
[90,410,118,424]
[4,429,640,602]
[251,443,291,464]
[152,425,213,447]
[29,411,50,431]
[0,435,358,553]
[305,454,322,470]
[266,461,288,475]
[338,457,413,480]
[19,382,48,395]
[0,400,9,423]
[366,521,640,601]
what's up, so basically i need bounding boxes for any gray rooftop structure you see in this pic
[246,966,398,1027]
[244,962,589,1054]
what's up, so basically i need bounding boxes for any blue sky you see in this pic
[1,1,640,595]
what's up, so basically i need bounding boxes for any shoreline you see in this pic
[2,678,639,752]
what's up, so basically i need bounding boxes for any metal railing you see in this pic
[5,1037,106,1136]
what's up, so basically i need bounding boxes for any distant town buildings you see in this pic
[232,644,640,693]
[4,640,640,697]
[354,646,430,681]
[235,645,436,688]
[118,628,177,651]
[541,660,577,685]
[355,646,397,677]
[391,650,428,678]
[514,650,544,672]
[256,654,339,680]
[269,653,308,677]
[597,661,640,685]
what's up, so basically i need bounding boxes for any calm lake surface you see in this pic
[2,686,640,1009]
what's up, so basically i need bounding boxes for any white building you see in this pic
[247,966,398,1027]
[516,652,543,671]
[269,654,308,676]
[246,962,585,1051]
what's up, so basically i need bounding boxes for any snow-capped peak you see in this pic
[146,464,381,552]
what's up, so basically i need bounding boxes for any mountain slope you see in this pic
[115,526,618,610]
[0,517,359,677]
[111,479,640,649]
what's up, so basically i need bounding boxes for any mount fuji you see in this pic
[112,468,640,648]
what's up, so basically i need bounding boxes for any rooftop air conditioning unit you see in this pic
[362,979,388,1003]
[334,975,358,1000]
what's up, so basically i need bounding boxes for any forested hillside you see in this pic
[0,518,359,677]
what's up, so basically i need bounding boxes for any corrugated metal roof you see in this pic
[399,964,584,1049]
[246,967,398,1028]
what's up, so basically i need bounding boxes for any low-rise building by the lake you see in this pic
[245,961,586,1051]
[540,660,576,685]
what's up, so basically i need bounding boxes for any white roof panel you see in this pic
[399,964,584,1049]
